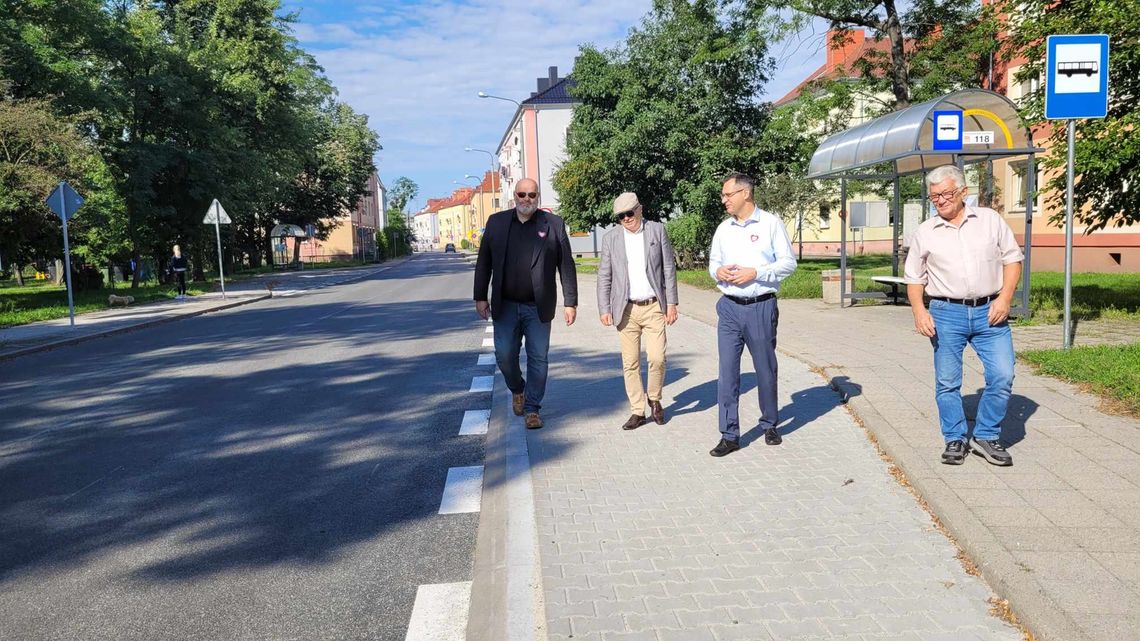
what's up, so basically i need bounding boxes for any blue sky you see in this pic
[281,0,831,212]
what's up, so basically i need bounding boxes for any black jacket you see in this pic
[473,209,578,323]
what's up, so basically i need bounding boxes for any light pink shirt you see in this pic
[903,205,1024,299]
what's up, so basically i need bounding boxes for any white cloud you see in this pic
[287,0,826,205]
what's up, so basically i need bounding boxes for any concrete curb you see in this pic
[466,369,546,641]
[0,293,271,363]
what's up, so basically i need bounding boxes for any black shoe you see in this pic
[941,440,969,465]
[710,438,740,457]
[622,414,646,430]
[764,428,782,445]
[648,400,665,425]
[970,438,1013,466]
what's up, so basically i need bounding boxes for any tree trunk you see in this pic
[882,0,910,109]
[14,262,25,287]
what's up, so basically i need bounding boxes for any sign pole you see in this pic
[59,183,76,327]
[214,201,226,299]
[1063,119,1076,349]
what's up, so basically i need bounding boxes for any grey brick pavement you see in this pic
[527,278,1022,641]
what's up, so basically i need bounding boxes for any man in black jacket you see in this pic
[474,178,578,429]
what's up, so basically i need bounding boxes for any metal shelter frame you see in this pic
[806,89,1044,315]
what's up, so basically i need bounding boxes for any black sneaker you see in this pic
[764,428,782,445]
[941,440,969,465]
[710,438,740,457]
[970,438,1013,466]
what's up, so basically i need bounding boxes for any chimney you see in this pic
[826,29,865,71]
[535,66,560,93]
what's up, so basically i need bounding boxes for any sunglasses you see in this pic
[616,209,637,221]
[516,191,538,199]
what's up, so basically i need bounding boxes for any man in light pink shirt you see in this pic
[904,165,1024,467]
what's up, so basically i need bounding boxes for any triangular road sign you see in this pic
[203,198,232,224]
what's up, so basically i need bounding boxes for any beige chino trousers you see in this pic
[617,301,667,415]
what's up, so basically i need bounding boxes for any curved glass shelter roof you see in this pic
[807,89,1042,179]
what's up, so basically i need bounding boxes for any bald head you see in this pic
[514,178,539,217]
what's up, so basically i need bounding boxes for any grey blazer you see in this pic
[596,219,679,324]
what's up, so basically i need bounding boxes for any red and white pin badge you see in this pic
[538,230,547,238]
[749,234,759,242]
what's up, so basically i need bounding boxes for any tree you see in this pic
[555,0,775,257]
[388,177,419,215]
[754,0,999,113]
[0,96,97,285]
[1005,0,1140,231]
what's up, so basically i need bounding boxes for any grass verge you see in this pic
[1019,343,1140,417]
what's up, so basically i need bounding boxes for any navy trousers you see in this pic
[716,295,779,441]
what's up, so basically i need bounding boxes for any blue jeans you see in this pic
[492,301,552,414]
[928,299,1015,443]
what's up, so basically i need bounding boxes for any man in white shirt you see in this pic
[904,164,1023,466]
[597,192,679,430]
[707,173,797,457]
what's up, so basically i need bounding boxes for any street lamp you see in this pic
[464,173,486,237]
[454,177,480,246]
[477,91,520,107]
[465,147,500,209]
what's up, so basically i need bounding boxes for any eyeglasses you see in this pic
[616,209,637,221]
[928,187,964,203]
[516,191,538,199]
[720,188,745,201]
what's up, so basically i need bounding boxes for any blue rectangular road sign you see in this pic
[932,110,963,150]
[1046,34,1109,119]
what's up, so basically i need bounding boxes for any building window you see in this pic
[818,204,831,230]
[1008,160,1031,211]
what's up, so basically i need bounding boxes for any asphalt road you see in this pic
[0,253,486,641]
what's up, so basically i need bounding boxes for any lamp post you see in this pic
[476,91,522,199]
[464,173,486,239]
[479,91,535,202]
[465,147,499,209]
[454,177,480,247]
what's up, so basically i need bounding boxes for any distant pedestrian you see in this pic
[474,178,578,429]
[597,192,679,430]
[708,172,797,457]
[904,164,1023,466]
[168,245,189,300]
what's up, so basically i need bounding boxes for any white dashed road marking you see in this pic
[484,326,494,333]
[481,338,494,347]
[459,410,490,436]
[469,376,493,392]
[477,354,495,366]
[403,581,472,641]
[438,466,484,514]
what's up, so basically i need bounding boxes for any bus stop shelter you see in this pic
[806,88,1044,315]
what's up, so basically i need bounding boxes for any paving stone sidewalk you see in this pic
[678,288,1140,641]
[528,278,1022,641]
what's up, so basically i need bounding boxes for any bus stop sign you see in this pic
[1046,34,1109,120]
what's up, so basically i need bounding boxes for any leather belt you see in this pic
[629,297,657,306]
[725,292,775,305]
[928,293,1000,307]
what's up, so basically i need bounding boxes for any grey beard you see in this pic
[516,202,538,216]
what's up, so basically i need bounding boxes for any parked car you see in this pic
[444,243,456,253]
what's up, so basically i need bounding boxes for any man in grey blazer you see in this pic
[597,192,679,430]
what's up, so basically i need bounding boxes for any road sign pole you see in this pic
[214,202,226,299]
[1063,119,1076,349]
[59,183,76,327]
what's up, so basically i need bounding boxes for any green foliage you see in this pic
[555,0,774,252]
[665,212,716,270]
[377,215,415,260]
[388,176,419,214]
[460,239,472,250]
[0,0,380,281]
[1004,0,1140,231]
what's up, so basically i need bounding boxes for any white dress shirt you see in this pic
[708,206,797,296]
[623,223,655,301]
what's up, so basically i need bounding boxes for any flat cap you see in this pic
[613,192,640,215]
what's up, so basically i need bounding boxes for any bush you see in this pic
[73,264,104,291]
[665,212,716,270]
[460,239,472,250]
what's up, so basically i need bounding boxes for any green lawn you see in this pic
[0,280,209,328]
[1020,343,1140,417]
[0,259,392,328]
[675,254,897,299]
[1022,271,1140,324]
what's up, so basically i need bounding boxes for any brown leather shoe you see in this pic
[524,412,544,429]
[621,414,646,430]
[512,392,524,416]
[648,400,665,425]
